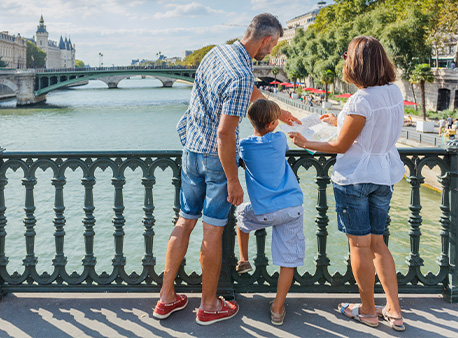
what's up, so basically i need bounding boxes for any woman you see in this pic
[289,36,405,331]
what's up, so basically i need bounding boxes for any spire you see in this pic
[37,15,47,34]
[59,35,65,49]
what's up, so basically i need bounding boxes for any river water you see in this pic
[0,78,444,279]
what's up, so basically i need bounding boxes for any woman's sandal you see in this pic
[382,307,406,332]
[338,303,379,327]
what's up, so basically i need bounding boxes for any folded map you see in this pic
[279,113,337,152]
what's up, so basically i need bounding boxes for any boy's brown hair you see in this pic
[343,36,396,88]
[247,99,281,132]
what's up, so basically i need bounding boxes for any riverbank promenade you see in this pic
[1,292,457,337]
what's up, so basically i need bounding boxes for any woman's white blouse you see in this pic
[331,83,405,186]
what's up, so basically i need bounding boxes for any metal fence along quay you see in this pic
[0,146,457,303]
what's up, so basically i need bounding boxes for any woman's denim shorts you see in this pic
[179,149,232,227]
[333,183,393,236]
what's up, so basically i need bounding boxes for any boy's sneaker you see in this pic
[236,261,253,274]
[270,301,286,326]
[196,297,239,325]
[153,294,188,319]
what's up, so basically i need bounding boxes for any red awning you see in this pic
[404,100,418,105]
[335,93,352,98]
[313,89,330,94]
[280,82,290,86]
[269,81,281,84]
[303,87,315,91]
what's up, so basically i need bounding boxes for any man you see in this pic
[153,13,299,325]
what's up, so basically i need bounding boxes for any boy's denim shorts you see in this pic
[179,149,232,227]
[236,203,305,268]
[333,183,393,236]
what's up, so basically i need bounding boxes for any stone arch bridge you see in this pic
[0,66,287,106]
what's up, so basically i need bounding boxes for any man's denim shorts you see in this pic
[179,149,232,227]
[236,203,305,268]
[333,183,393,236]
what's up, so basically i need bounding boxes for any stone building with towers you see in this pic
[33,15,76,69]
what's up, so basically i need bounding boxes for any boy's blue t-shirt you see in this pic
[239,131,303,215]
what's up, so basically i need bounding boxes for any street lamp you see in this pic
[99,52,103,68]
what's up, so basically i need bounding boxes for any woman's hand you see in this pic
[320,113,337,126]
[288,132,308,148]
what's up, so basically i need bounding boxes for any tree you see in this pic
[271,40,288,64]
[319,69,336,102]
[75,59,85,68]
[0,56,7,68]
[285,57,307,88]
[409,64,435,120]
[184,45,215,66]
[226,38,239,45]
[271,66,279,88]
[26,41,46,68]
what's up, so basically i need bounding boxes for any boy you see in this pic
[236,99,305,325]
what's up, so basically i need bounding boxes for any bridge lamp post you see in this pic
[99,52,103,68]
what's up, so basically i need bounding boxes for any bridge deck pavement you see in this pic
[0,292,457,337]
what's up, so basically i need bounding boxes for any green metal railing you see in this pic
[0,146,457,302]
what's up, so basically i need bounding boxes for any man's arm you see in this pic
[217,114,244,206]
[250,86,301,126]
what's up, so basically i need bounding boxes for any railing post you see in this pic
[445,141,458,302]
[218,205,236,300]
[0,168,6,300]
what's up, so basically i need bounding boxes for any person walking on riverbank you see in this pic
[153,13,299,326]
[289,36,406,332]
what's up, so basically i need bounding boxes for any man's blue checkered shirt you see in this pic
[177,41,254,154]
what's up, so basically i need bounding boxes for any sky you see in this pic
[0,0,329,66]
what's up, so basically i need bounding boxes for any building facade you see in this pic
[33,15,75,69]
[0,31,26,69]
[272,1,326,65]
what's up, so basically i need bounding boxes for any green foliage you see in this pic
[320,69,336,85]
[409,64,435,84]
[0,56,7,68]
[26,41,46,68]
[75,59,85,68]
[271,40,288,59]
[409,63,435,120]
[284,57,307,83]
[278,85,283,91]
[226,38,239,45]
[271,66,279,76]
[184,45,216,66]
[284,0,449,84]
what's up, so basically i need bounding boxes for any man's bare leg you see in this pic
[200,221,225,311]
[159,216,198,303]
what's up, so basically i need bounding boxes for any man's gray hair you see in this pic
[245,13,283,41]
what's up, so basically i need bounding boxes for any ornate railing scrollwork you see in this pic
[0,148,456,302]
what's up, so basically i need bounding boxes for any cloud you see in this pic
[152,1,225,19]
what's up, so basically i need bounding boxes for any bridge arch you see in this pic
[34,69,197,96]
[0,78,18,93]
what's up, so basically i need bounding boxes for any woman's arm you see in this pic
[289,114,366,154]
